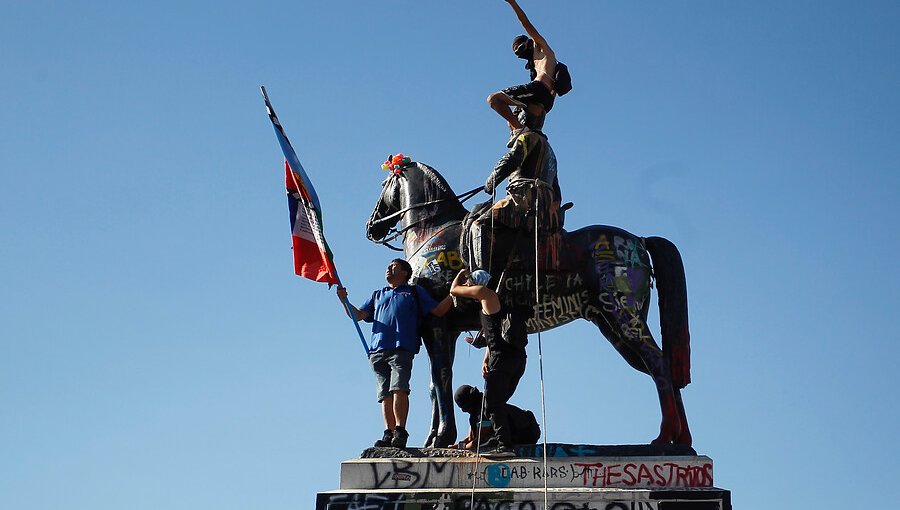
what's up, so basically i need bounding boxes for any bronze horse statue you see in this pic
[366,160,693,449]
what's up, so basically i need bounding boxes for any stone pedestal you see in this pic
[316,444,731,510]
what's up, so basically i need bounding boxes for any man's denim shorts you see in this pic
[369,348,414,402]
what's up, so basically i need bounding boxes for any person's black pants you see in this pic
[484,354,526,447]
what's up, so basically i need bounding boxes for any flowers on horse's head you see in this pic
[381,153,412,175]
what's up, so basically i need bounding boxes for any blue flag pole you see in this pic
[261,86,369,357]
[334,272,371,357]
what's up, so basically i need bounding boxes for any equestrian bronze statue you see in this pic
[366,159,692,449]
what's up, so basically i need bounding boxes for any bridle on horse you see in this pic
[367,184,482,251]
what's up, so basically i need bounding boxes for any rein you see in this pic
[368,185,482,251]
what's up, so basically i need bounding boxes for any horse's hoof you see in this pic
[432,431,457,449]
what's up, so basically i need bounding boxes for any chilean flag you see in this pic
[262,87,338,284]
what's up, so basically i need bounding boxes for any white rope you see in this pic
[488,177,496,274]
[534,188,549,510]
[469,384,489,509]
[471,175,496,508]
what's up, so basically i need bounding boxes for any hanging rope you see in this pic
[469,384,489,510]
[533,187,550,510]
[471,172,494,509]
[488,176,497,274]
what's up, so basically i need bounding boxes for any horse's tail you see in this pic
[645,236,691,389]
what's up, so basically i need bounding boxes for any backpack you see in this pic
[553,61,572,96]
[508,406,541,444]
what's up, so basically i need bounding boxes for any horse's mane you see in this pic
[415,162,457,201]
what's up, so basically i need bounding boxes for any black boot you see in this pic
[391,426,409,448]
[374,429,392,447]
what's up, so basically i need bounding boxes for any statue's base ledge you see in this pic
[360,442,697,459]
[317,488,732,510]
[341,452,713,491]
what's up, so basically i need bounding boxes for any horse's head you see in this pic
[366,170,404,243]
[366,159,467,244]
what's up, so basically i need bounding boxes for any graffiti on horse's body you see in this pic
[367,162,692,449]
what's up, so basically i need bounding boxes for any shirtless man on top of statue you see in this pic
[488,0,558,146]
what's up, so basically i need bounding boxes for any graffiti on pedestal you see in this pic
[320,492,661,510]
[476,461,712,489]
[458,498,659,510]
[318,492,406,510]
[359,458,711,490]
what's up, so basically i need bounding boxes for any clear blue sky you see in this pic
[2,1,899,508]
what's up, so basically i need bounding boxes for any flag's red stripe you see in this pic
[292,235,338,284]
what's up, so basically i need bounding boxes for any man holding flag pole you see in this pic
[262,86,452,448]
[337,260,452,448]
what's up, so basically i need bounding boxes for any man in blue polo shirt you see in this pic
[337,258,452,448]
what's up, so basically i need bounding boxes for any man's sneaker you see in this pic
[507,127,529,148]
[482,445,516,458]
[391,426,409,448]
[374,429,393,447]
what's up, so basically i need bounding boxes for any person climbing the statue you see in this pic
[488,0,571,147]
[450,268,528,457]
[337,259,452,448]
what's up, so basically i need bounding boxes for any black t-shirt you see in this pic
[480,306,527,358]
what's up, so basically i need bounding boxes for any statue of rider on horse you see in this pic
[363,0,693,452]
[366,155,693,451]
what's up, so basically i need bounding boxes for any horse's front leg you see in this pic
[421,323,458,448]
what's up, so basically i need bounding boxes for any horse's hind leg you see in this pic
[604,316,684,445]
[591,308,691,445]
[674,388,692,446]
[636,338,683,446]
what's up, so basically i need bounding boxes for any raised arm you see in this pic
[450,269,502,314]
[505,0,554,57]
[450,269,481,300]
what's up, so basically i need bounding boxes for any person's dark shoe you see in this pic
[480,436,499,450]
[482,444,516,458]
[374,429,393,447]
[391,426,410,448]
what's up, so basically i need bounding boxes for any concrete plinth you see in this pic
[341,456,713,490]
[317,444,731,510]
